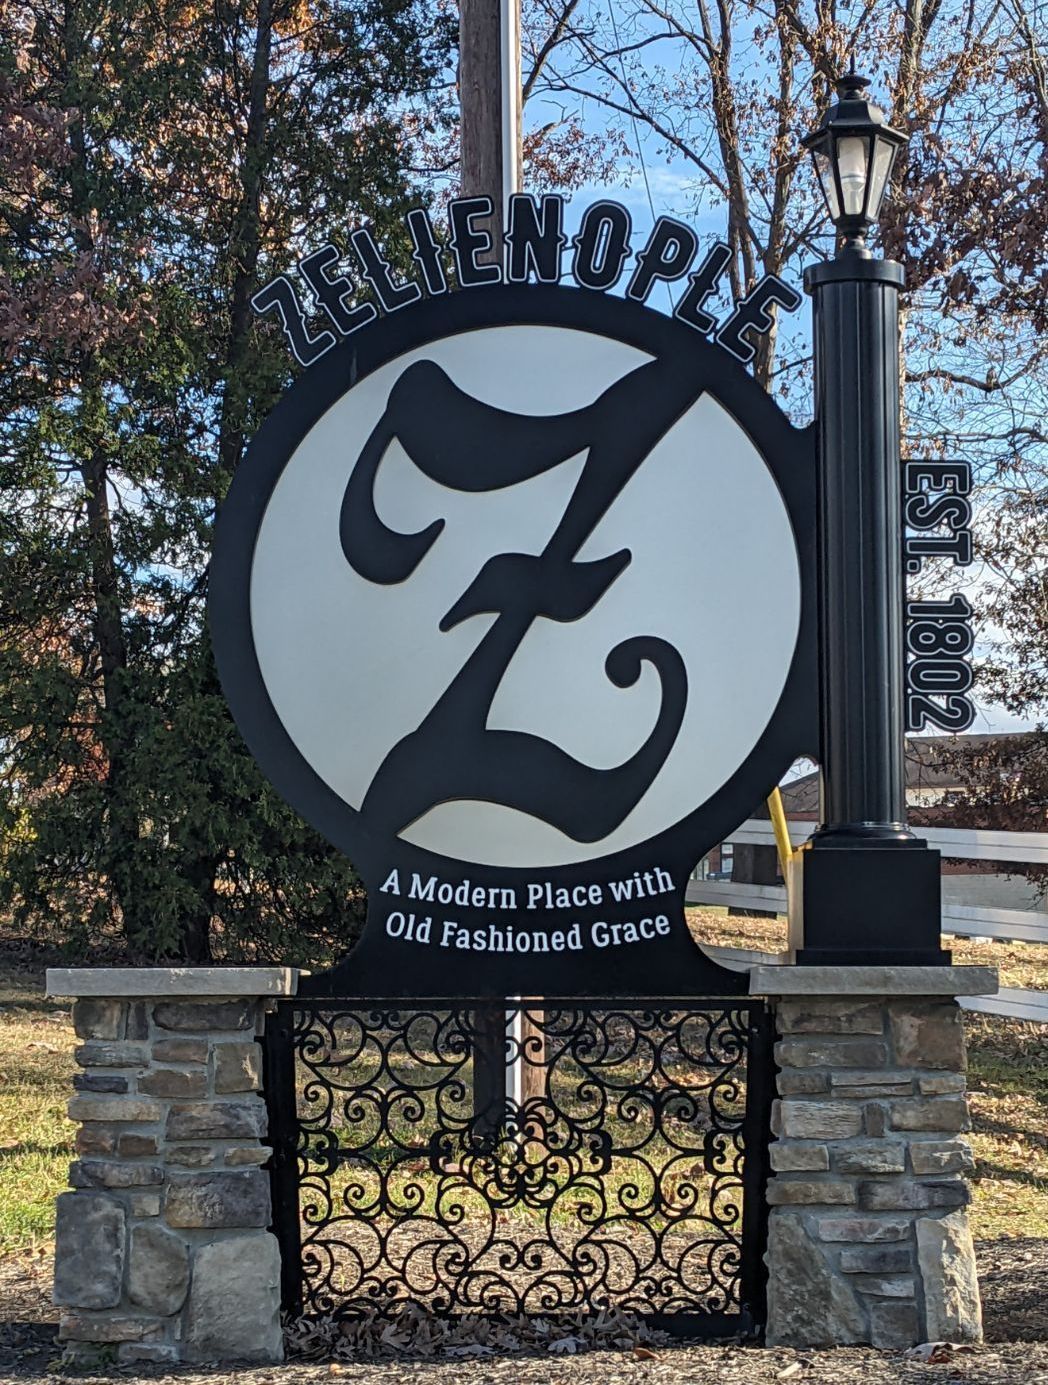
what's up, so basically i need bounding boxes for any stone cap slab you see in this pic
[46,967,300,999]
[748,964,998,997]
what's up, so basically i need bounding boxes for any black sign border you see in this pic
[211,284,817,996]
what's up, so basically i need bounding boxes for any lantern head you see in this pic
[803,70,908,252]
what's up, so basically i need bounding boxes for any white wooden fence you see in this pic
[691,818,1048,1022]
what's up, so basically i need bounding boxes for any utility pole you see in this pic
[460,0,543,1127]
[460,0,520,249]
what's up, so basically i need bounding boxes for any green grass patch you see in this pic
[0,966,76,1256]
[966,1015,1048,1240]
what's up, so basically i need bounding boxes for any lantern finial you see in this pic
[802,69,908,255]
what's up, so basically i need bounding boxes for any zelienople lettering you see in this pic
[250,194,801,369]
[211,201,817,997]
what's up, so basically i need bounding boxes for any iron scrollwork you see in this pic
[265,999,772,1337]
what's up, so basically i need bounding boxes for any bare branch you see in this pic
[523,0,583,102]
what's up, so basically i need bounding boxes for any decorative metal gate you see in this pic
[264,997,774,1339]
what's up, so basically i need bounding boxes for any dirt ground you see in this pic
[1,1238,1047,1384]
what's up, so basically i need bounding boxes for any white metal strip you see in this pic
[943,904,1048,944]
[728,818,1048,864]
[500,0,521,215]
[686,880,787,913]
[911,826,1048,864]
[961,987,1048,1022]
[702,944,786,971]
[688,882,1048,945]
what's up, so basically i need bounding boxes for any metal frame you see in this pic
[263,995,775,1340]
[797,252,947,965]
[210,283,818,999]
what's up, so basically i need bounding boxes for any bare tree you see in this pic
[526,0,1047,724]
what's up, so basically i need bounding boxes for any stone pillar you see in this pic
[45,967,298,1367]
[751,965,997,1349]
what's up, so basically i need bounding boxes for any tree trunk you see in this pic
[177,849,218,964]
[62,0,144,946]
[80,441,144,944]
[460,0,506,248]
[176,0,275,962]
[217,0,274,479]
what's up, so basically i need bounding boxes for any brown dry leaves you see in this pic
[286,1304,671,1362]
[4,1246,1048,1382]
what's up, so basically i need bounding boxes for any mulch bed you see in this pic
[2,1240,1048,1383]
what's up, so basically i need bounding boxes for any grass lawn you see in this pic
[966,1014,1048,1239]
[0,919,1047,1255]
[687,905,1048,991]
[0,961,76,1257]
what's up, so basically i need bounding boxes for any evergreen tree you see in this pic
[0,0,452,963]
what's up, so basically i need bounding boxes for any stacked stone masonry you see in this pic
[49,965,990,1360]
[765,994,982,1348]
[53,994,282,1365]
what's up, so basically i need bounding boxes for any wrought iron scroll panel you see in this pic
[264,999,773,1338]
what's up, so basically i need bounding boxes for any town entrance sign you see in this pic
[210,200,817,994]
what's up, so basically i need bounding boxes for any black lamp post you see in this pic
[794,69,949,966]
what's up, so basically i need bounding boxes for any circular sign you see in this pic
[211,285,815,995]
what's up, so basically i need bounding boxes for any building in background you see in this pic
[695,733,1044,916]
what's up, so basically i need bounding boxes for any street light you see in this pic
[802,69,908,253]
[793,69,948,966]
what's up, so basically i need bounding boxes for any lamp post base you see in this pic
[792,842,950,965]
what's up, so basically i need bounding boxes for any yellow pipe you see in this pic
[766,785,797,877]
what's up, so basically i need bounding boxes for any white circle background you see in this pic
[250,324,802,869]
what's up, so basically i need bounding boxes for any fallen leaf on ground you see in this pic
[548,1336,583,1354]
[904,1342,954,1363]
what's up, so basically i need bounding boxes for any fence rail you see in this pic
[692,817,1048,1023]
[728,817,1048,864]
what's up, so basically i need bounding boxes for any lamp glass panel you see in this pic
[866,136,898,218]
[835,135,870,216]
[813,149,841,220]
